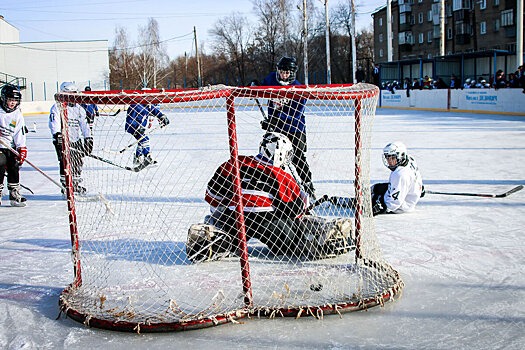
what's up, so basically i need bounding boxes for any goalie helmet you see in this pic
[0,84,22,113]
[259,132,293,168]
[382,141,408,171]
[60,82,78,93]
[276,56,298,85]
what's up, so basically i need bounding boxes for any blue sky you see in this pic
[0,0,385,58]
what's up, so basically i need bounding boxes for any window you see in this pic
[419,12,424,23]
[501,9,513,27]
[480,21,486,34]
[494,0,500,5]
[447,27,453,39]
[419,0,423,3]
[379,49,384,58]
[379,18,383,26]
[428,10,433,22]
[480,0,486,9]
[427,31,433,42]
[379,33,384,42]
[494,19,500,32]
[419,32,424,43]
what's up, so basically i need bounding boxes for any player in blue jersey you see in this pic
[125,103,169,167]
[256,56,315,199]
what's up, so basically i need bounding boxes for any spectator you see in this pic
[372,63,380,87]
[422,75,432,89]
[493,70,507,90]
[412,78,421,90]
[450,74,461,89]
[435,77,448,89]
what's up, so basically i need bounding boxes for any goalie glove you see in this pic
[17,147,27,165]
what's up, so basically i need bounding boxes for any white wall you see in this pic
[0,17,19,43]
[1,40,109,101]
[1,17,109,102]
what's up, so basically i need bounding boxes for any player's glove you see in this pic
[372,194,387,216]
[420,185,426,198]
[53,132,63,148]
[17,147,27,165]
[158,115,170,128]
[250,79,261,87]
[83,137,94,156]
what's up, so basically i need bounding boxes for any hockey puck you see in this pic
[310,283,323,291]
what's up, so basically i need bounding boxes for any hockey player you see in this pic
[80,86,99,132]
[0,84,28,206]
[255,56,316,199]
[49,82,93,194]
[186,132,353,263]
[371,141,424,216]
[330,141,424,215]
[125,103,169,167]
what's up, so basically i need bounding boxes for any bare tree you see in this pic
[209,12,253,85]
[137,18,170,88]
[109,26,137,90]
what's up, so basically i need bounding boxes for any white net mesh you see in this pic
[56,84,403,332]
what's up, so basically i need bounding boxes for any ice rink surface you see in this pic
[1,108,524,349]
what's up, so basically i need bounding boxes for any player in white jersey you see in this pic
[49,82,93,194]
[0,84,28,206]
[371,141,424,216]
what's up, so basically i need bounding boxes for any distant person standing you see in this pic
[49,82,93,194]
[0,84,28,206]
[372,63,380,87]
[80,86,99,133]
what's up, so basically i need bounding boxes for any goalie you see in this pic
[186,132,353,263]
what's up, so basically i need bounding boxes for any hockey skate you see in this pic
[133,154,143,167]
[8,184,27,207]
[186,223,233,263]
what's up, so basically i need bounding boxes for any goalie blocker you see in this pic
[186,215,355,263]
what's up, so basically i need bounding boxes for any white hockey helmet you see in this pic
[382,141,408,171]
[259,132,294,168]
[60,82,78,93]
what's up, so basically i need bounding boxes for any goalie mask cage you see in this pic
[56,83,403,333]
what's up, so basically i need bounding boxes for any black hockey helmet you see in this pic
[276,56,298,85]
[0,84,22,113]
[84,86,92,91]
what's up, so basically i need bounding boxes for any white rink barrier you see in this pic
[380,88,525,115]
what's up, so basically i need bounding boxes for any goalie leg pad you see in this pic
[186,223,233,263]
[300,216,354,259]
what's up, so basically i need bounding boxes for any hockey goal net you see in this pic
[56,83,403,332]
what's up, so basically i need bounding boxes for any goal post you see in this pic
[55,83,403,333]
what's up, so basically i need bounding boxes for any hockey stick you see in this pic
[425,185,523,198]
[329,185,524,207]
[305,194,330,214]
[0,139,64,190]
[87,153,151,173]
[117,125,163,154]
[99,109,121,117]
